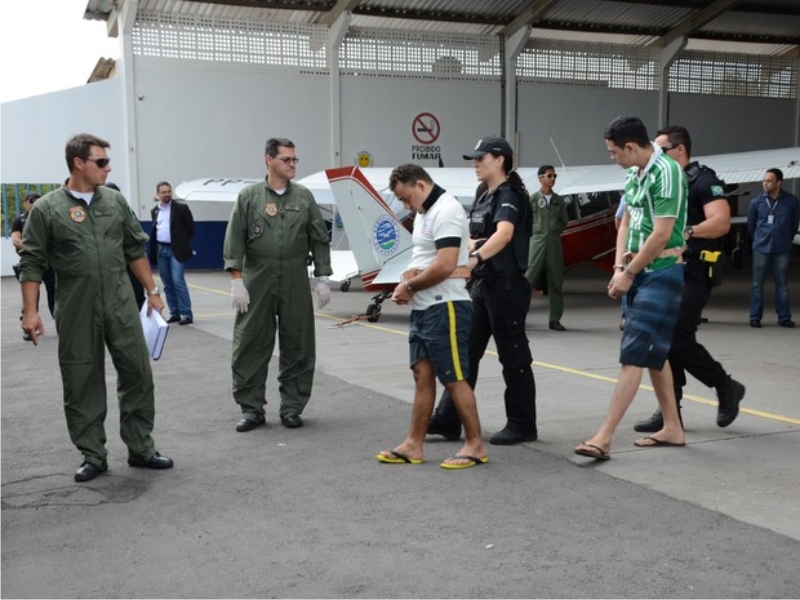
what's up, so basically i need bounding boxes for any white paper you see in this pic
[140,304,169,360]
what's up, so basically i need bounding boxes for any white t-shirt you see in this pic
[407,191,471,310]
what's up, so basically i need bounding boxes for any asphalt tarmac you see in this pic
[2,261,799,599]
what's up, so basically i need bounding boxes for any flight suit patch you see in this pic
[265,204,278,217]
[251,223,264,237]
[69,206,87,223]
[537,197,547,208]
[94,207,112,217]
[285,204,299,212]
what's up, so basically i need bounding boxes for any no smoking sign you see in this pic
[412,113,440,145]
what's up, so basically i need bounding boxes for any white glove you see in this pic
[313,278,331,310]
[231,279,250,313]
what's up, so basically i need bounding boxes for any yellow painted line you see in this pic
[186,282,230,296]
[532,359,800,426]
[316,312,406,335]
[179,293,800,428]
[679,395,800,426]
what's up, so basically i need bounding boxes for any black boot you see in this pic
[633,406,683,433]
[427,418,461,441]
[717,377,745,428]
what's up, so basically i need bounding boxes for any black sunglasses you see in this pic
[660,144,678,152]
[84,157,111,168]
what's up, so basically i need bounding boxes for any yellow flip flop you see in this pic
[440,455,488,470]
[376,450,424,465]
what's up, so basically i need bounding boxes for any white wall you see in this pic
[1,238,17,276]
[518,83,659,167]
[0,78,128,189]
[340,76,500,169]
[2,52,797,273]
[132,58,332,210]
[668,93,796,154]
[0,78,127,275]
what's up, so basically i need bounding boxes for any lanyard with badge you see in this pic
[765,197,777,225]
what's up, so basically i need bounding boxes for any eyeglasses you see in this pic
[84,157,111,168]
[660,144,678,152]
[275,156,299,165]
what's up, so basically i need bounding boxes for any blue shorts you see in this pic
[409,301,472,384]
[620,263,684,370]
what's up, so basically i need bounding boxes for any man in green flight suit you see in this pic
[525,165,570,331]
[19,133,174,482]
[224,137,333,432]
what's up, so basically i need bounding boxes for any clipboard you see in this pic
[140,304,169,360]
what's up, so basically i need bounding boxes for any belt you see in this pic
[402,266,472,280]
[624,246,684,264]
[157,242,171,246]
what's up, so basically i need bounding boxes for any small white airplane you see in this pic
[324,147,800,321]
[174,146,800,308]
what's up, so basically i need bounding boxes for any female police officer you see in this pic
[428,137,538,445]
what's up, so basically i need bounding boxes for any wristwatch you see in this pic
[146,287,161,297]
[684,226,694,240]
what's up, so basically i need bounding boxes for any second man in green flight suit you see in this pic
[224,137,332,432]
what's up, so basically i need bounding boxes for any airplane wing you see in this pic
[179,146,799,218]
[305,147,798,206]
[696,147,800,184]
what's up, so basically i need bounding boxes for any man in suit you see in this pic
[150,181,196,325]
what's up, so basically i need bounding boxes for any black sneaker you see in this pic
[634,407,683,432]
[717,377,745,428]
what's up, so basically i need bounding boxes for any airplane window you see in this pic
[576,191,622,219]
[564,195,581,221]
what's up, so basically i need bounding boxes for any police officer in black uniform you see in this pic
[635,126,745,432]
[427,137,538,445]
[11,192,56,340]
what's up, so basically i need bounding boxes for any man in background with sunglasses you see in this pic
[224,137,332,432]
[19,133,174,482]
[525,165,569,331]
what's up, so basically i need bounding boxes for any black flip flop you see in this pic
[574,443,611,461]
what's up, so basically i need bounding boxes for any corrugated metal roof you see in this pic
[85,0,800,55]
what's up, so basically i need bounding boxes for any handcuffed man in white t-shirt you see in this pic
[375,164,488,470]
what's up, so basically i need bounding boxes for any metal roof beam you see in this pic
[320,0,360,27]
[655,0,740,48]
[499,0,559,38]
[178,0,331,10]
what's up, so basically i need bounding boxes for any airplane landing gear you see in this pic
[366,304,381,322]
[340,279,351,292]
[365,289,391,322]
